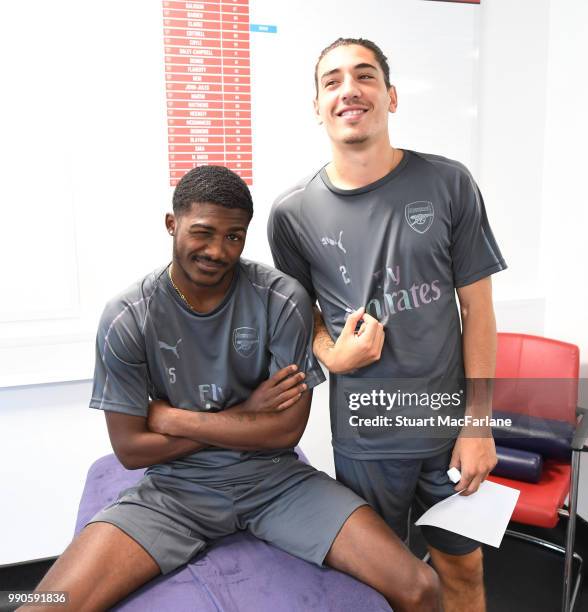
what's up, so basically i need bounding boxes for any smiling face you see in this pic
[166,202,250,291]
[314,44,397,147]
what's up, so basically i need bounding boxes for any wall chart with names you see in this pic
[163,0,252,186]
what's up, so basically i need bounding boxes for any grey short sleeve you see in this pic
[265,276,325,389]
[90,297,151,417]
[268,181,318,302]
[243,261,324,389]
[444,160,505,287]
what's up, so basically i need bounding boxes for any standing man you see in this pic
[268,38,507,612]
[25,165,441,612]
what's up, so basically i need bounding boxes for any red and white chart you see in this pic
[163,0,252,186]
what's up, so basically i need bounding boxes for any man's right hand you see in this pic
[322,307,385,374]
[241,365,307,413]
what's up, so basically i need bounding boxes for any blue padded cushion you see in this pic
[492,446,543,483]
[492,410,574,460]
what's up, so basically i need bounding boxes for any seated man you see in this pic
[26,166,440,612]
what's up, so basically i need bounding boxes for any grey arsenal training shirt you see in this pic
[268,150,506,459]
[90,259,325,480]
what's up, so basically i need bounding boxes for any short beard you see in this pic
[172,249,232,289]
[191,269,232,288]
[342,135,369,145]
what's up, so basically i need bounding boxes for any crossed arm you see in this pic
[106,366,310,470]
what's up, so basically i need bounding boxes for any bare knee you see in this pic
[398,563,442,612]
[433,547,484,591]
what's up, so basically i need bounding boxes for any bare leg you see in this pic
[325,506,442,612]
[428,546,485,612]
[19,522,160,612]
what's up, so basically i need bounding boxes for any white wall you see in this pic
[0,0,170,387]
[540,0,588,518]
[479,0,588,360]
[477,0,550,338]
[0,382,111,565]
[540,1,588,368]
[478,0,588,518]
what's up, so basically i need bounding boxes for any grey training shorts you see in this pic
[87,453,367,574]
[334,447,481,556]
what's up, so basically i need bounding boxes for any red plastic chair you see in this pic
[488,333,588,612]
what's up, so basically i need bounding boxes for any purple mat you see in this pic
[75,452,391,612]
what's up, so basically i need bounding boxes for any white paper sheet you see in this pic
[415,480,520,548]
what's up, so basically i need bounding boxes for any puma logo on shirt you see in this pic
[321,230,347,254]
[158,338,182,359]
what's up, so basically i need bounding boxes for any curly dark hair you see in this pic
[314,37,391,97]
[172,165,253,219]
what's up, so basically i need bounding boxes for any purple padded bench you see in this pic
[74,452,391,612]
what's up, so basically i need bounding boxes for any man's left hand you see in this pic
[449,436,497,496]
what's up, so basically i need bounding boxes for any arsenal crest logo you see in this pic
[232,327,259,358]
[405,201,434,234]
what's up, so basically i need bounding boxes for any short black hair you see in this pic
[314,37,391,97]
[172,165,253,219]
